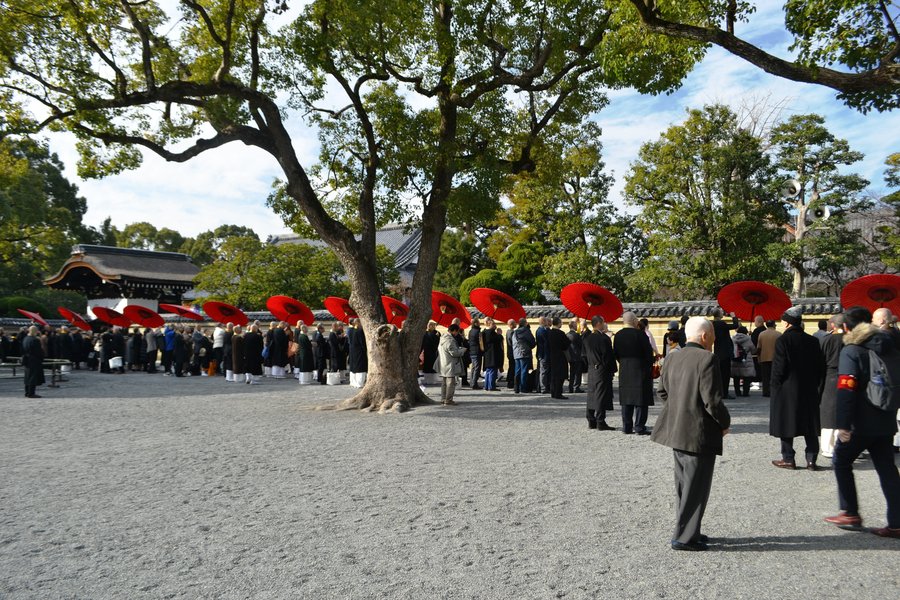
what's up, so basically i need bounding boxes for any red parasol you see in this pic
[841,274,900,314]
[560,282,623,322]
[717,281,792,321]
[469,287,526,322]
[16,308,50,328]
[158,303,204,321]
[382,296,410,328]
[91,306,133,328]
[431,291,471,329]
[323,296,357,324]
[266,295,315,326]
[123,305,165,328]
[57,307,92,332]
[202,301,249,326]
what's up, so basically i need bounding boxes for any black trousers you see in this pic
[833,434,900,527]
[622,405,648,433]
[760,362,773,396]
[550,374,565,399]
[718,358,731,397]
[586,407,608,425]
[781,435,819,464]
[506,360,515,389]
[673,450,717,544]
[568,360,582,392]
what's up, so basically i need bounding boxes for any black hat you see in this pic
[782,306,803,327]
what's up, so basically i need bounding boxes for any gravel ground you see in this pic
[1,370,898,600]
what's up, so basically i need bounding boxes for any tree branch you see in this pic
[627,0,900,100]
[117,0,156,89]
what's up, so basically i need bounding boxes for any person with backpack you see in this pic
[824,306,900,538]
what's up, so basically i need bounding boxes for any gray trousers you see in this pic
[539,358,551,393]
[441,377,457,403]
[673,450,717,544]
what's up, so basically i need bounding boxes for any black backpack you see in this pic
[866,347,900,411]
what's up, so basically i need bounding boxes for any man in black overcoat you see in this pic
[547,317,570,399]
[584,315,616,430]
[711,308,740,399]
[566,320,584,394]
[22,326,45,398]
[467,319,482,389]
[770,306,826,470]
[347,318,368,374]
[313,324,329,383]
[818,314,845,459]
[614,312,655,434]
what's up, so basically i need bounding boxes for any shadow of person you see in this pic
[713,532,897,552]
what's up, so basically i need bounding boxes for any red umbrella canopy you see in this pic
[91,306,133,328]
[158,303,204,321]
[203,301,249,326]
[841,274,900,314]
[382,296,410,328]
[323,296,357,324]
[717,281,792,321]
[469,288,526,322]
[123,305,165,328]
[560,282,623,322]
[431,291,471,329]
[57,307,92,332]
[17,308,50,328]
[267,295,315,326]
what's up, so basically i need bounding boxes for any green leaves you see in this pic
[624,104,785,299]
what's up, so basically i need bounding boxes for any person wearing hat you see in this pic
[770,306,826,470]
[662,320,682,357]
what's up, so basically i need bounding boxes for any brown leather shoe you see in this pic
[442,399,457,406]
[871,527,900,538]
[824,512,863,530]
[771,459,796,470]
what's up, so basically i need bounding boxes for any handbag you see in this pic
[288,342,300,358]
[651,358,661,379]
[261,345,270,359]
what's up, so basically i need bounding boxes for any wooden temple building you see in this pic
[44,245,199,316]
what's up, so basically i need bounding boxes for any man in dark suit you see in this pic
[614,312,655,434]
[711,307,740,398]
[467,319,482,390]
[536,317,550,394]
[652,317,731,551]
[584,315,616,430]
[547,317,570,399]
[770,306,827,470]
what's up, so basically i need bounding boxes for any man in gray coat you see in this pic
[652,317,731,551]
[437,323,466,406]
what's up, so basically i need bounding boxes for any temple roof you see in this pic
[45,245,199,295]
[269,224,421,271]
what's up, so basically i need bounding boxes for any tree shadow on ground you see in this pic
[712,533,899,552]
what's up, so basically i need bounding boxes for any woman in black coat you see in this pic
[232,327,247,382]
[613,313,655,434]
[295,325,315,373]
[819,324,843,457]
[22,326,45,398]
[421,322,440,374]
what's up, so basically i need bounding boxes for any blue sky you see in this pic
[47,1,899,239]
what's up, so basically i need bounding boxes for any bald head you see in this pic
[873,308,894,329]
[622,312,637,327]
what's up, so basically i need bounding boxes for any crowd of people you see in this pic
[4,303,900,547]
[0,317,370,389]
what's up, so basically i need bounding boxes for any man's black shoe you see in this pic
[671,540,708,551]
[636,430,652,436]
[597,422,616,431]
[558,395,569,400]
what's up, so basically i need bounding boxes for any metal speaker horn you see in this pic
[781,179,801,198]
[811,206,831,221]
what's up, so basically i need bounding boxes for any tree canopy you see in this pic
[0,0,706,410]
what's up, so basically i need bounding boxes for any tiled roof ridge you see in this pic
[72,244,194,262]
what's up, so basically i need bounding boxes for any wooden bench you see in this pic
[1,358,73,387]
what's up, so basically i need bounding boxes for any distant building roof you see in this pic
[270,224,421,272]
[44,245,199,301]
